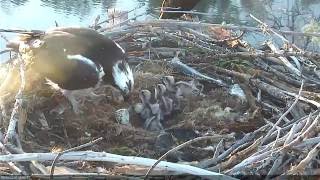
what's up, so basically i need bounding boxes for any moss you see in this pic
[109,146,137,156]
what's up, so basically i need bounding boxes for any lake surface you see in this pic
[1,0,320,59]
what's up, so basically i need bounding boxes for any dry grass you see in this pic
[0,59,259,161]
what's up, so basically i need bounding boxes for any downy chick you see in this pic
[161,76,181,110]
[175,79,204,98]
[136,90,163,131]
[155,84,173,119]
[161,76,204,110]
[161,76,176,93]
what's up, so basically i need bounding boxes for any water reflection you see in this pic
[1,0,320,59]
[39,0,117,19]
[1,0,320,26]
[0,0,29,14]
[240,0,270,19]
[1,0,29,6]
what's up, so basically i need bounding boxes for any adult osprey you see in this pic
[7,27,134,113]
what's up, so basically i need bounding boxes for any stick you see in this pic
[284,123,298,146]
[267,153,284,175]
[95,2,146,28]
[261,80,304,145]
[5,53,26,143]
[144,135,233,179]
[128,20,320,37]
[0,141,24,174]
[33,173,139,179]
[287,142,320,174]
[207,51,320,60]
[0,29,44,35]
[210,136,263,172]
[294,137,320,148]
[281,112,320,150]
[226,148,280,174]
[250,14,288,43]
[49,137,103,179]
[283,91,320,107]
[156,10,212,16]
[213,139,224,159]
[0,151,230,177]
[266,41,301,76]
[198,125,269,168]
[0,49,13,55]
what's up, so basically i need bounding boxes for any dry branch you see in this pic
[5,54,26,143]
[261,80,304,145]
[50,137,103,178]
[1,11,320,177]
[128,20,320,38]
[199,125,268,168]
[287,143,320,174]
[0,151,233,178]
[144,135,233,178]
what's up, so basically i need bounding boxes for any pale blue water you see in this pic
[1,0,319,30]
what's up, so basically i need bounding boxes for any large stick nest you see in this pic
[1,17,320,177]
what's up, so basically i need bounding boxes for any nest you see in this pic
[1,15,320,178]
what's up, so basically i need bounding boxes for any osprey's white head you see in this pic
[112,60,134,96]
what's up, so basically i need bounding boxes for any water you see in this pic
[1,0,320,58]
[1,0,319,29]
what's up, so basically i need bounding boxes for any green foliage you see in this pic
[302,20,320,44]
[109,146,137,156]
[214,58,251,70]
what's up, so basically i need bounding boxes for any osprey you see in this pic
[7,27,134,113]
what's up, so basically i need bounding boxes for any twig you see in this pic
[226,147,280,174]
[267,153,284,176]
[198,125,268,168]
[129,19,320,38]
[5,53,26,143]
[5,142,48,174]
[61,120,72,148]
[161,31,215,52]
[0,49,13,55]
[266,41,301,76]
[206,50,320,60]
[95,2,145,28]
[283,91,320,107]
[295,137,320,148]
[210,136,263,172]
[282,112,320,150]
[33,173,139,179]
[49,137,103,179]
[0,29,44,35]
[213,139,224,159]
[99,11,150,32]
[261,80,304,145]
[144,135,233,179]
[284,123,298,146]
[0,141,24,174]
[287,142,320,174]
[250,14,289,43]
[0,33,10,43]
[300,113,313,134]
[250,14,319,74]
[156,9,213,16]
[272,128,281,149]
